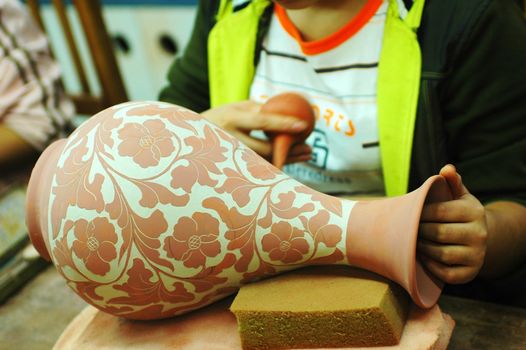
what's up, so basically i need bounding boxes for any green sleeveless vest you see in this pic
[208,0,425,197]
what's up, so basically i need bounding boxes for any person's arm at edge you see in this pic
[0,125,37,168]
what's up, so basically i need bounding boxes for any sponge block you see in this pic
[230,266,410,350]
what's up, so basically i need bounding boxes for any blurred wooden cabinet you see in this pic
[39,1,197,103]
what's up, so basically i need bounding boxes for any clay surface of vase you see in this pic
[26,101,451,320]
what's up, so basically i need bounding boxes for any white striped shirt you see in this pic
[250,0,388,195]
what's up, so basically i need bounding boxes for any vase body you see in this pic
[26,101,450,320]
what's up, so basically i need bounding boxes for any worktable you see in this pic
[1,265,525,350]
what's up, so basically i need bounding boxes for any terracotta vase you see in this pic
[26,101,451,320]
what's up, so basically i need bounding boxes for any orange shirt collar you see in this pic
[275,0,384,55]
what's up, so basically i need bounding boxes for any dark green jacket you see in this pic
[160,0,526,305]
[160,0,526,207]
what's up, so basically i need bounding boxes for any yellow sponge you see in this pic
[230,266,409,350]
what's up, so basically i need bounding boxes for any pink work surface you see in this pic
[54,297,454,350]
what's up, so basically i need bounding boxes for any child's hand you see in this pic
[201,100,311,164]
[417,164,488,284]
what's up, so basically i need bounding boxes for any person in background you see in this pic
[160,0,526,305]
[0,0,74,169]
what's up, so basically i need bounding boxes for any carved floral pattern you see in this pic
[117,120,174,168]
[242,149,279,181]
[71,218,118,276]
[164,212,221,269]
[262,222,310,264]
[50,137,105,238]
[110,258,195,306]
[44,101,353,320]
[170,125,227,193]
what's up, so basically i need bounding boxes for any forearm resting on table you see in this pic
[0,125,37,168]
[480,201,526,279]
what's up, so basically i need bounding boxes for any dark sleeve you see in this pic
[158,0,218,113]
[441,0,526,206]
